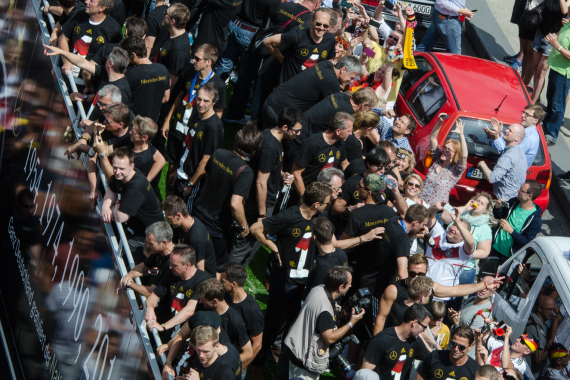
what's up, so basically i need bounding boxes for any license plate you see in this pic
[393,0,432,16]
[466,167,483,180]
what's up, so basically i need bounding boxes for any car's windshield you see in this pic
[445,117,545,166]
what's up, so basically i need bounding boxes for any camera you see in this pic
[343,288,372,315]
[329,335,360,373]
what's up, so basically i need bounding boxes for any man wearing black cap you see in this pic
[544,343,569,380]
[160,311,241,379]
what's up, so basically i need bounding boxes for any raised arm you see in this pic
[44,44,97,74]
[429,113,447,152]
[452,119,468,167]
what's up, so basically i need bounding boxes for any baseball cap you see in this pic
[189,311,222,330]
[521,334,538,353]
[364,174,386,203]
[549,343,569,360]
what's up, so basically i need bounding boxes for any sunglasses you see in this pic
[450,341,468,351]
[407,182,421,189]
[315,22,329,28]
[97,101,111,108]
[327,184,341,192]
[417,321,428,331]
[409,271,426,277]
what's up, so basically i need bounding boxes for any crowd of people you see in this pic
[39,0,568,379]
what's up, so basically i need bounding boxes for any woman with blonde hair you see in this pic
[401,174,429,208]
[345,110,380,161]
[330,35,350,65]
[395,148,415,186]
[419,113,468,205]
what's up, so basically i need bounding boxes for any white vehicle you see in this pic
[492,237,570,378]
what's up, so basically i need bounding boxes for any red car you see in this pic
[396,52,551,211]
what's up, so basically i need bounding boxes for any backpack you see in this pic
[251,10,310,59]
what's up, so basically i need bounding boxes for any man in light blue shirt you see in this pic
[485,105,545,169]
[417,0,476,54]
[478,124,527,201]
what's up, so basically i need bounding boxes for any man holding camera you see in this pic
[276,266,364,380]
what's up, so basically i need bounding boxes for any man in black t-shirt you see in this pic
[192,124,263,269]
[116,221,174,297]
[145,245,211,333]
[264,8,336,84]
[361,304,432,380]
[292,112,351,201]
[262,55,361,129]
[229,108,303,266]
[219,263,265,373]
[161,44,226,165]
[101,147,164,253]
[188,326,236,380]
[121,36,170,122]
[417,326,480,380]
[162,195,217,278]
[48,0,85,46]
[250,182,333,369]
[158,3,191,91]
[341,174,410,300]
[306,217,348,291]
[196,279,254,366]
[59,0,122,88]
[192,0,242,56]
[145,0,169,61]
[270,0,315,31]
[91,16,148,66]
[173,84,224,213]
[382,276,433,331]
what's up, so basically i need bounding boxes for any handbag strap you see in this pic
[282,10,310,30]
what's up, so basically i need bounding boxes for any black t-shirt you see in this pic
[262,206,317,285]
[247,129,283,207]
[110,0,126,26]
[418,350,481,380]
[91,42,119,65]
[220,306,251,351]
[220,344,242,380]
[58,2,86,27]
[193,149,254,233]
[307,248,348,290]
[61,13,122,61]
[189,355,235,380]
[271,2,312,32]
[144,252,171,281]
[345,206,410,297]
[158,33,192,77]
[169,67,227,141]
[341,174,366,207]
[133,144,158,178]
[384,299,411,329]
[344,158,366,178]
[192,0,241,55]
[89,66,132,122]
[237,0,280,27]
[393,278,409,304]
[295,93,354,148]
[280,26,336,84]
[154,268,210,317]
[364,327,430,380]
[125,63,170,122]
[295,133,346,186]
[345,134,364,162]
[173,218,217,278]
[146,5,170,61]
[225,293,265,337]
[108,170,164,237]
[178,112,224,180]
[267,61,341,115]
[540,0,567,35]
[90,121,133,149]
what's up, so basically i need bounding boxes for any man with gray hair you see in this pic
[292,112,353,200]
[477,123,527,201]
[262,55,362,129]
[116,221,174,297]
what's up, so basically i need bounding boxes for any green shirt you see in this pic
[547,22,570,77]
[493,204,536,257]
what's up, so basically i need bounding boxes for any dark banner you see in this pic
[0,1,156,379]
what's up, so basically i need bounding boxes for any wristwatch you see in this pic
[258,213,266,218]
[99,152,107,158]
[161,323,166,330]
[188,181,194,187]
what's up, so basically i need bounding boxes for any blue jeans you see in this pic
[544,69,570,140]
[215,20,257,78]
[417,11,462,54]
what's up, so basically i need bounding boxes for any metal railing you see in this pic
[34,1,168,378]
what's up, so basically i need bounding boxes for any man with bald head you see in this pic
[525,294,557,376]
[478,124,527,201]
